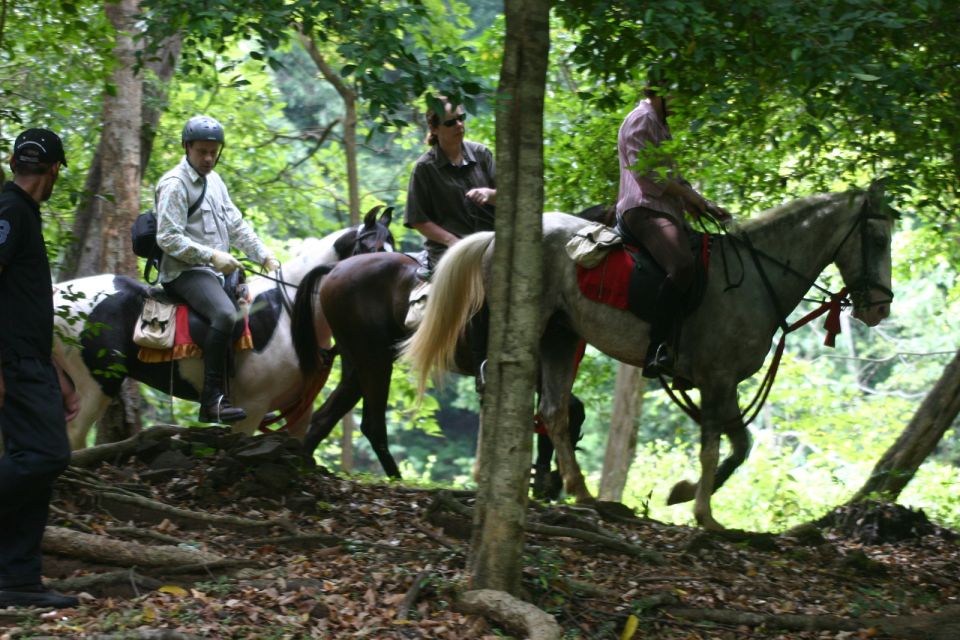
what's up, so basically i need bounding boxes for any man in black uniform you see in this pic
[0,128,78,609]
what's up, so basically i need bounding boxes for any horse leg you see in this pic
[67,381,111,450]
[667,384,741,530]
[533,393,584,501]
[303,360,362,457]
[354,355,401,479]
[538,329,593,504]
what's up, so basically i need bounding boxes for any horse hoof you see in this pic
[696,515,726,532]
[667,480,697,505]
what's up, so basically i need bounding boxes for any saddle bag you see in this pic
[133,298,177,350]
[565,222,623,268]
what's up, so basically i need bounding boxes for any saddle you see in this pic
[403,250,433,330]
[134,271,253,363]
[572,225,712,324]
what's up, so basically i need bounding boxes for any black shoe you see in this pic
[198,395,247,424]
[0,584,78,609]
[642,342,673,379]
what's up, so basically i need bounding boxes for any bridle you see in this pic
[726,192,894,331]
[834,194,895,310]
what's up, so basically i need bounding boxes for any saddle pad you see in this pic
[576,247,634,310]
[138,305,253,363]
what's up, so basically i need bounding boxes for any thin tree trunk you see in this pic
[89,0,144,441]
[849,348,960,502]
[468,0,549,595]
[598,363,645,501]
[299,31,361,472]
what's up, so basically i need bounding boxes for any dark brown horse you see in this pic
[290,248,588,493]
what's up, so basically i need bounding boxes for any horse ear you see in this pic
[379,207,393,227]
[362,205,383,229]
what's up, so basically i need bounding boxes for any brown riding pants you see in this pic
[619,207,693,292]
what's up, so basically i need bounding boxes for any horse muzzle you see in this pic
[852,287,892,326]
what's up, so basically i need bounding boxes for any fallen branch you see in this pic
[42,526,223,567]
[458,589,563,640]
[663,604,960,640]
[70,425,187,468]
[98,491,298,534]
[397,571,431,621]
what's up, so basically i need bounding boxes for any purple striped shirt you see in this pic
[615,99,685,222]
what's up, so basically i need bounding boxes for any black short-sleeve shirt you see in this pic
[0,182,54,360]
[404,140,496,265]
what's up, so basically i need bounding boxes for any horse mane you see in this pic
[737,190,865,238]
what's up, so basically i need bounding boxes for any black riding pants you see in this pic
[163,269,239,379]
[0,356,71,588]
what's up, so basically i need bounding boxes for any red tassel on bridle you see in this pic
[822,287,848,347]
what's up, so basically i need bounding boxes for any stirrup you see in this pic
[475,359,488,394]
[642,343,673,379]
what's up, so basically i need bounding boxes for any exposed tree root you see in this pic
[433,491,663,563]
[96,491,298,534]
[662,604,960,640]
[70,425,188,468]
[459,589,563,640]
[42,526,223,566]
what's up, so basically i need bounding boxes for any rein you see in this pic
[238,259,299,316]
[662,287,850,427]
[662,194,891,429]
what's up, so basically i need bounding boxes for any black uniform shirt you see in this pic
[0,181,54,360]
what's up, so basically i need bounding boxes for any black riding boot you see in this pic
[198,326,246,424]
[643,280,682,379]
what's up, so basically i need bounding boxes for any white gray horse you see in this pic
[55,208,394,449]
[404,188,894,529]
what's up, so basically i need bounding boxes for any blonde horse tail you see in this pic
[402,232,495,398]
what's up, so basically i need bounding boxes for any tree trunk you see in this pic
[81,0,144,443]
[300,31,361,472]
[849,348,960,502]
[598,363,645,501]
[59,27,180,282]
[468,0,549,595]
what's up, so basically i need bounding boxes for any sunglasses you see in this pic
[442,113,467,127]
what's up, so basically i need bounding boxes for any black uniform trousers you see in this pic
[0,356,71,588]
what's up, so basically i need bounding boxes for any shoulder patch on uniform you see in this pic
[0,219,10,245]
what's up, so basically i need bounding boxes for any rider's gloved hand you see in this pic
[263,257,281,273]
[210,250,241,275]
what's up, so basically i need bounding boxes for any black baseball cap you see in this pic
[13,128,68,167]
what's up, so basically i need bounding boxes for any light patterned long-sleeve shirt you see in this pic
[615,99,686,224]
[155,157,270,283]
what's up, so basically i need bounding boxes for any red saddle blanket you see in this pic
[575,247,635,309]
[138,305,253,364]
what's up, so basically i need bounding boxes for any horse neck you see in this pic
[279,230,347,286]
[736,193,862,316]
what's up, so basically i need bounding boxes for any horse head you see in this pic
[834,185,895,327]
[333,205,396,258]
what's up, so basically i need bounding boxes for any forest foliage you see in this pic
[2,0,958,531]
